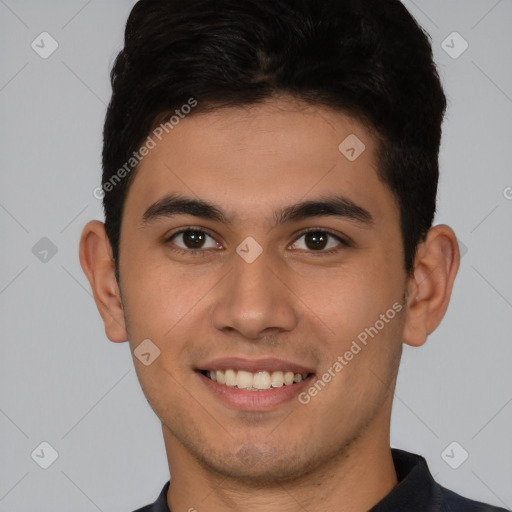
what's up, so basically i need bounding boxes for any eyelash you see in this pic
[164,226,349,257]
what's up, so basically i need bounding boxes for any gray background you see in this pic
[1,1,511,510]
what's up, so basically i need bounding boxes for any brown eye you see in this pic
[169,229,219,250]
[304,231,328,250]
[291,230,345,252]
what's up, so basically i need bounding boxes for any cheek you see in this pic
[313,311,404,420]
[300,263,398,330]
[301,259,405,380]
[120,253,224,357]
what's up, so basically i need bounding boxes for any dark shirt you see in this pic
[132,449,509,511]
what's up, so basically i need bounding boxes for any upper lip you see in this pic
[196,357,315,375]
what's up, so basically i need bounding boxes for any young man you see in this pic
[79,0,508,510]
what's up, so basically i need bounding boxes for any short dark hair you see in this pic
[102,0,446,280]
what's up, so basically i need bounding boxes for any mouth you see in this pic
[200,369,314,391]
[195,358,316,411]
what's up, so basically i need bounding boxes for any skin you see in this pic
[80,97,459,512]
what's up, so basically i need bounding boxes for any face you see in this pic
[117,98,407,483]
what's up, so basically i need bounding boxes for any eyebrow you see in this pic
[141,193,373,228]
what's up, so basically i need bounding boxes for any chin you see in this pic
[196,441,319,485]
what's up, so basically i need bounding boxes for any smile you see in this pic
[201,369,312,391]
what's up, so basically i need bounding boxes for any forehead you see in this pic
[125,98,397,225]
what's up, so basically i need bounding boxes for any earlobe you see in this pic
[79,220,128,343]
[403,224,460,347]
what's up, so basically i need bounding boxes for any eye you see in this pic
[165,227,348,256]
[290,230,346,252]
[167,229,221,251]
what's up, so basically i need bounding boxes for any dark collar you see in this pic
[369,448,440,511]
[137,449,506,512]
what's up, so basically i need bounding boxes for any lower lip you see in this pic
[197,372,314,411]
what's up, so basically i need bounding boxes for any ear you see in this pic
[79,220,128,343]
[403,224,460,347]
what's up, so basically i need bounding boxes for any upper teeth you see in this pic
[206,369,309,390]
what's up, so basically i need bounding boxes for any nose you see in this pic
[210,248,299,341]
